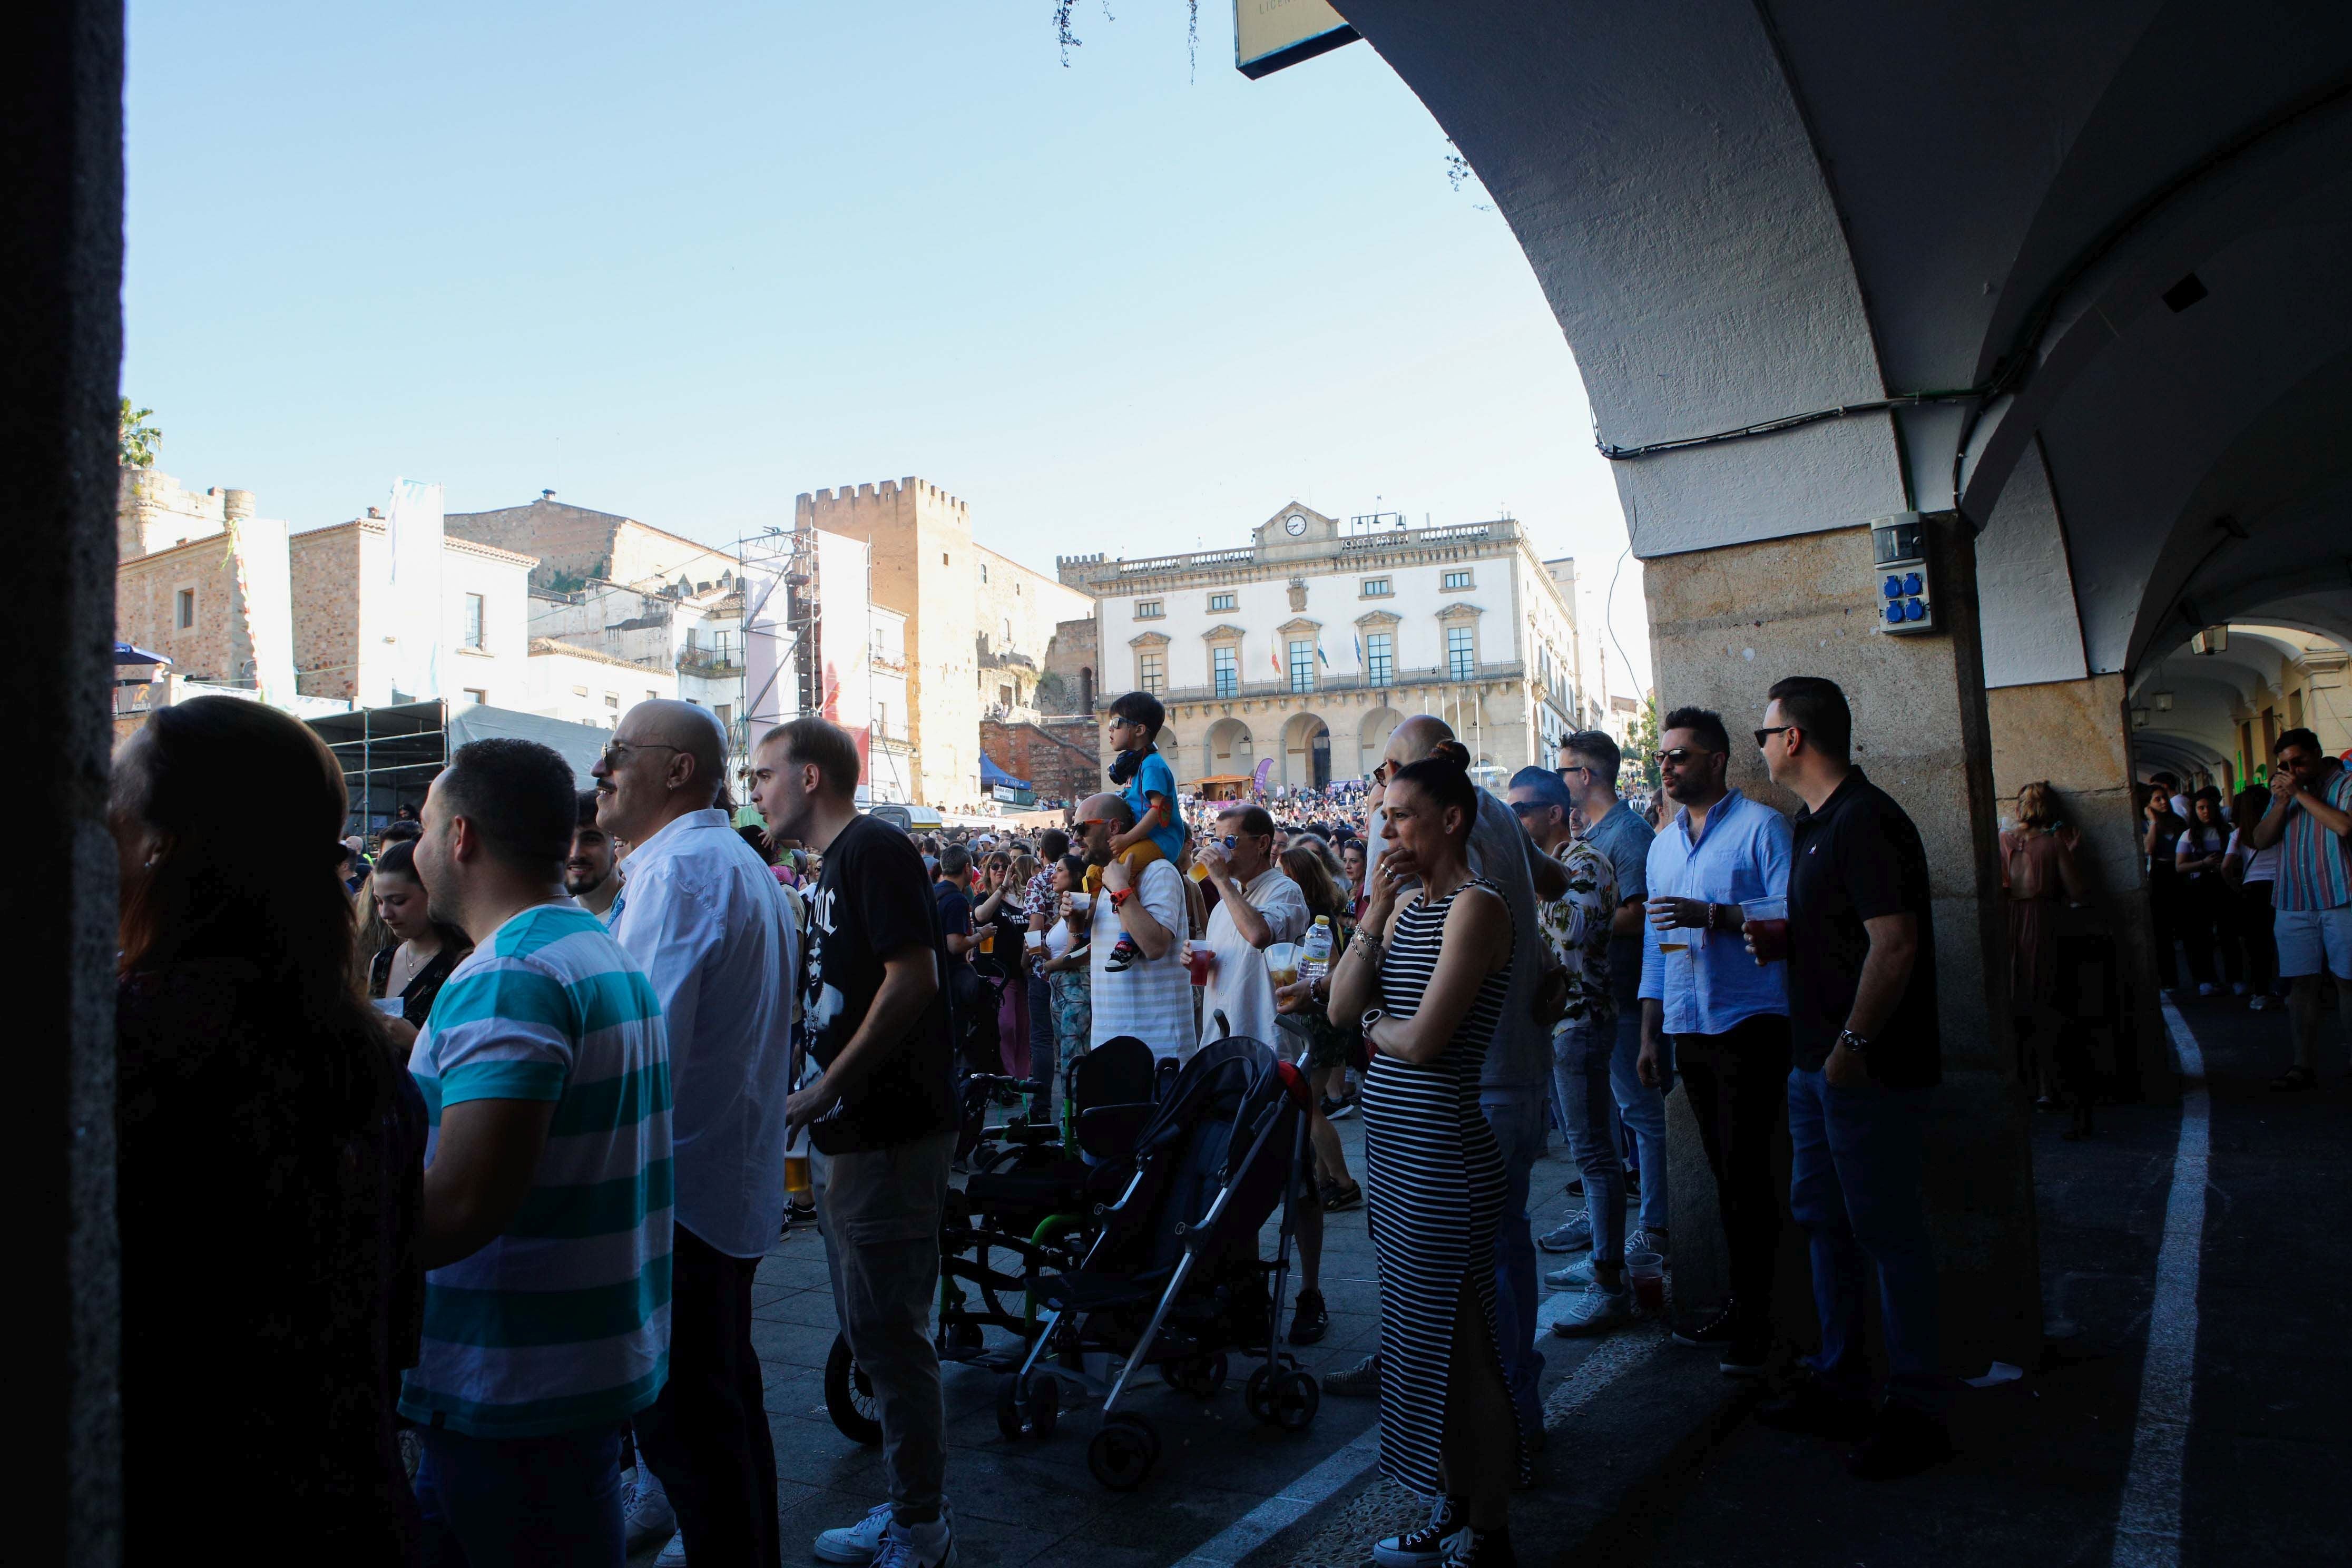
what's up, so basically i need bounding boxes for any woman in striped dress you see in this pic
[1329,746,1520,1568]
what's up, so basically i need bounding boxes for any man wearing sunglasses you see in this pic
[1635,707,1791,1379]
[1550,730,1671,1265]
[595,701,799,1565]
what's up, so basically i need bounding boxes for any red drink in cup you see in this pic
[1188,946,1214,986]
[1741,897,1789,966]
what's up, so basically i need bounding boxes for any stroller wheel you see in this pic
[1088,1413,1159,1491]
[1271,1369,1320,1432]
[996,1373,1060,1441]
[824,1334,884,1447]
[1184,1351,1229,1399]
[1244,1365,1277,1425]
[937,1318,984,1358]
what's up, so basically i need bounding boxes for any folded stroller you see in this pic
[999,1035,1323,1490]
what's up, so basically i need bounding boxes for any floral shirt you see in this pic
[1537,837,1619,1027]
[1022,870,1059,924]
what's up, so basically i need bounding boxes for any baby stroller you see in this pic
[821,1038,1160,1445]
[999,1035,1322,1490]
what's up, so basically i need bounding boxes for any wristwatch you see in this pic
[1359,1008,1386,1039]
[1835,1028,1870,1056]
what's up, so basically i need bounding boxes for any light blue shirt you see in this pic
[1638,788,1791,1035]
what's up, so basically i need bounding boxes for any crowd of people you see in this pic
[110,663,2349,1568]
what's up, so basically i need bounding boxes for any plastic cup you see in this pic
[1188,946,1215,986]
[1625,1250,1666,1314]
[1266,942,1300,988]
[1025,930,1045,951]
[1740,896,1789,966]
[979,926,995,955]
[785,1151,811,1201]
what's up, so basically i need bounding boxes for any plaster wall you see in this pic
[1643,520,2040,1368]
[523,642,678,729]
[1977,437,2091,688]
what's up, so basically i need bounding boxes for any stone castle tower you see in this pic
[797,477,979,809]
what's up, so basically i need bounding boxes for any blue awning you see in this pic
[114,642,172,666]
[979,753,1030,790]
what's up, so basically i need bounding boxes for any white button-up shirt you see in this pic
[1089,857,1194,1061]
[610,808,799,1259]
[1199,865,1311,1052]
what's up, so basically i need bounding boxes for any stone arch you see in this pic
[1154,726,1184,786]
[1205,717,1255,780]
[1282,711,1332,790]
[1359,706,1406,777]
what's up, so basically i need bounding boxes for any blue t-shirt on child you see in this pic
[1124,749,1185,862]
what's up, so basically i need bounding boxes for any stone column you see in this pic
[5,2,125,1562]
[1986,674,2172,1101]
[1643,515,2042,1372]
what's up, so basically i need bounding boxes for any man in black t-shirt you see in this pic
[749,718,958,1568]
[1750,677,1951,1482]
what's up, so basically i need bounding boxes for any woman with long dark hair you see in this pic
[1327,743,1520,1564]
[1276,843,1363,1210]
[366,839,473,1048]
[112,697,426,1563]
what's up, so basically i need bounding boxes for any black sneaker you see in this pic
[1288,1288,1329,1345]
[1103,936,1140,973]
[1845,1403,1953,1480]
[1755,1380,1874,1440]
[1671,1301,1736,1348]
[1320,1094,1357,1121]
[1373,1496,1464,1568]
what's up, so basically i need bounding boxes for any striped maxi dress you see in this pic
[1361,875,1516,1496]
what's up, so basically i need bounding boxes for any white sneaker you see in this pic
[1551,1281,1636,1336]
[871,1514,956,1568]
[814,1503,895,1566]
[1544,1257,1597,1290]
[2249,994,2272,1011]
[654,1528,688,1567]
[2232,982,2249,996]
[625,1467,677,1552]
[2197,982,2220,996]
[1628,1228,1670,1258]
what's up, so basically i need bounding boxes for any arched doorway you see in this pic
[1206,717,1255,781]
[1283,712,1331,789]
[1155,727,1184,785]
[1359,706,1405,778]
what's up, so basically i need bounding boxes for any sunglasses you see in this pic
[1654,747,1716,766]
[1753,726,1793,748]
[599,740,683,768]
[1508,800,1555,817]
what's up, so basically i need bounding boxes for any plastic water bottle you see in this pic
[1299,916,1335,984]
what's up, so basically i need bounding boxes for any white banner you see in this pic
[228,512,295,708]
[815,530,872,777]
[384,478,444,704]
[741,551,792,734]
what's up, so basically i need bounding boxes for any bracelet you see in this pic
[1110,888,1132,909]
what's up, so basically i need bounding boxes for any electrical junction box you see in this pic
[1871,512,1936,635]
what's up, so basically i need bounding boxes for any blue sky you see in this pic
[125,1,1651,695]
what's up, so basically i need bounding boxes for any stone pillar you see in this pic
[4,2,125,1563]
[1986,674,2172,1101]
[1643,515,2042,1372]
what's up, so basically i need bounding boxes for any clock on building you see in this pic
[1284,513,1308,536]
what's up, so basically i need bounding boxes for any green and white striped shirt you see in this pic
[399,901,673,1439]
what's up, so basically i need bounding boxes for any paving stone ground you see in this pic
[628,1101,1659,1568]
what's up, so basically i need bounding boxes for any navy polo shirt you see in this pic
[1787,768,1941,1088]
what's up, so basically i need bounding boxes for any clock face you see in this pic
[1285,514,1308,536]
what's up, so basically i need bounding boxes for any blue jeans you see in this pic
[1609,1012,1671,1235]
[1786,1066,1943,1413]
[1026,975,1055,1099]
[1479,1086,1547,1440]
[414,1420,627,1568]
[1551,1019,1625,1270]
